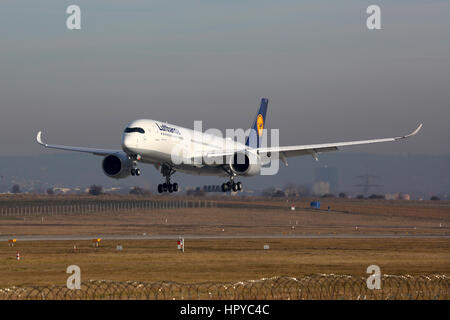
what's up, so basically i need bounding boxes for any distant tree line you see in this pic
[129,186,151,195]
[88,185,103,196]
[11,184,21,194]
[5,182,445,201]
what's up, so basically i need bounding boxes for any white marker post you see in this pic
[177,237,184,252]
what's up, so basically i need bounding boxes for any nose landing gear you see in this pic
[129,156,141,176]
[131,168,141,176]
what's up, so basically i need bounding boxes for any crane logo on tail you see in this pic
[257,114,264,137]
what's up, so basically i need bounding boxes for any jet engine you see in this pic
[102,152,133,179]
[229,151,261,176]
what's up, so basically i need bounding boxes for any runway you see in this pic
[1,233,449,241]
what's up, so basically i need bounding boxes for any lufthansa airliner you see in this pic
[36,99,422,193]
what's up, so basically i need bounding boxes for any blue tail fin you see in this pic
[246,98,269,148]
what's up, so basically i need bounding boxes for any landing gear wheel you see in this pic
[221,183,229,192]
[236,182,243,191]
[232,183,239,192]
[157,184,163,193]
[173,183,178,192]
[135,168,141,176]
[162,183,168,192]
[168,184,173,193]
[131,169,136,176]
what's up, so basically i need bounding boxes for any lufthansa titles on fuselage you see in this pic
[155,122,181,135]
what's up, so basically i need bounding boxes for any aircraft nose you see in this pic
[122,134,135,151]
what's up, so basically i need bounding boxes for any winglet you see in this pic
[36,131,46,146]
[403,123,423,139]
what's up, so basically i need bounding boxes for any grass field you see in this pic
[0,197,448,237]
[0,238,449,288]
[0,195,448,289]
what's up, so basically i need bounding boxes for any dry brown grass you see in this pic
[0,238,449,288]
[0,200,448,237]
[0,195,448,289]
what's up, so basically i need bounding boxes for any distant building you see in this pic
[385,193,411,200]
[54,187,72,194]
[312,182,330,197]
[104,187,122,193]
[385,193,400,200]
[314,166,338,194]
[400,193,411,200]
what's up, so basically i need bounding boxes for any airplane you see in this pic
[36,98,422,193]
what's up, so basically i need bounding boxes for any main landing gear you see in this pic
[157,164,179,193]
[221,172,243,193]
[221,180,243,192]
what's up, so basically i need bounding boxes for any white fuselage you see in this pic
[121,119,247,176]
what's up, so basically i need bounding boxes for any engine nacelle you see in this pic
[229,151,261,176]
[102,152,133,179]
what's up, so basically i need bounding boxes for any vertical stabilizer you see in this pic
[246,98,269,148]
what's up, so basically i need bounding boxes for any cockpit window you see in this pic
[124,127,145,134]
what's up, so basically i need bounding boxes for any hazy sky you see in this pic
[0,0,449,156]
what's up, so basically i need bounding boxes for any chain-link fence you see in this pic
[0,274,448,300]
[0,199,218,217]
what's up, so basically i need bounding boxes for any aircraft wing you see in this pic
[36,131,121,156]
[204,123,422,164]
[256,123,423,163]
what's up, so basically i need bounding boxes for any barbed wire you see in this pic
[0,274,448,300]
